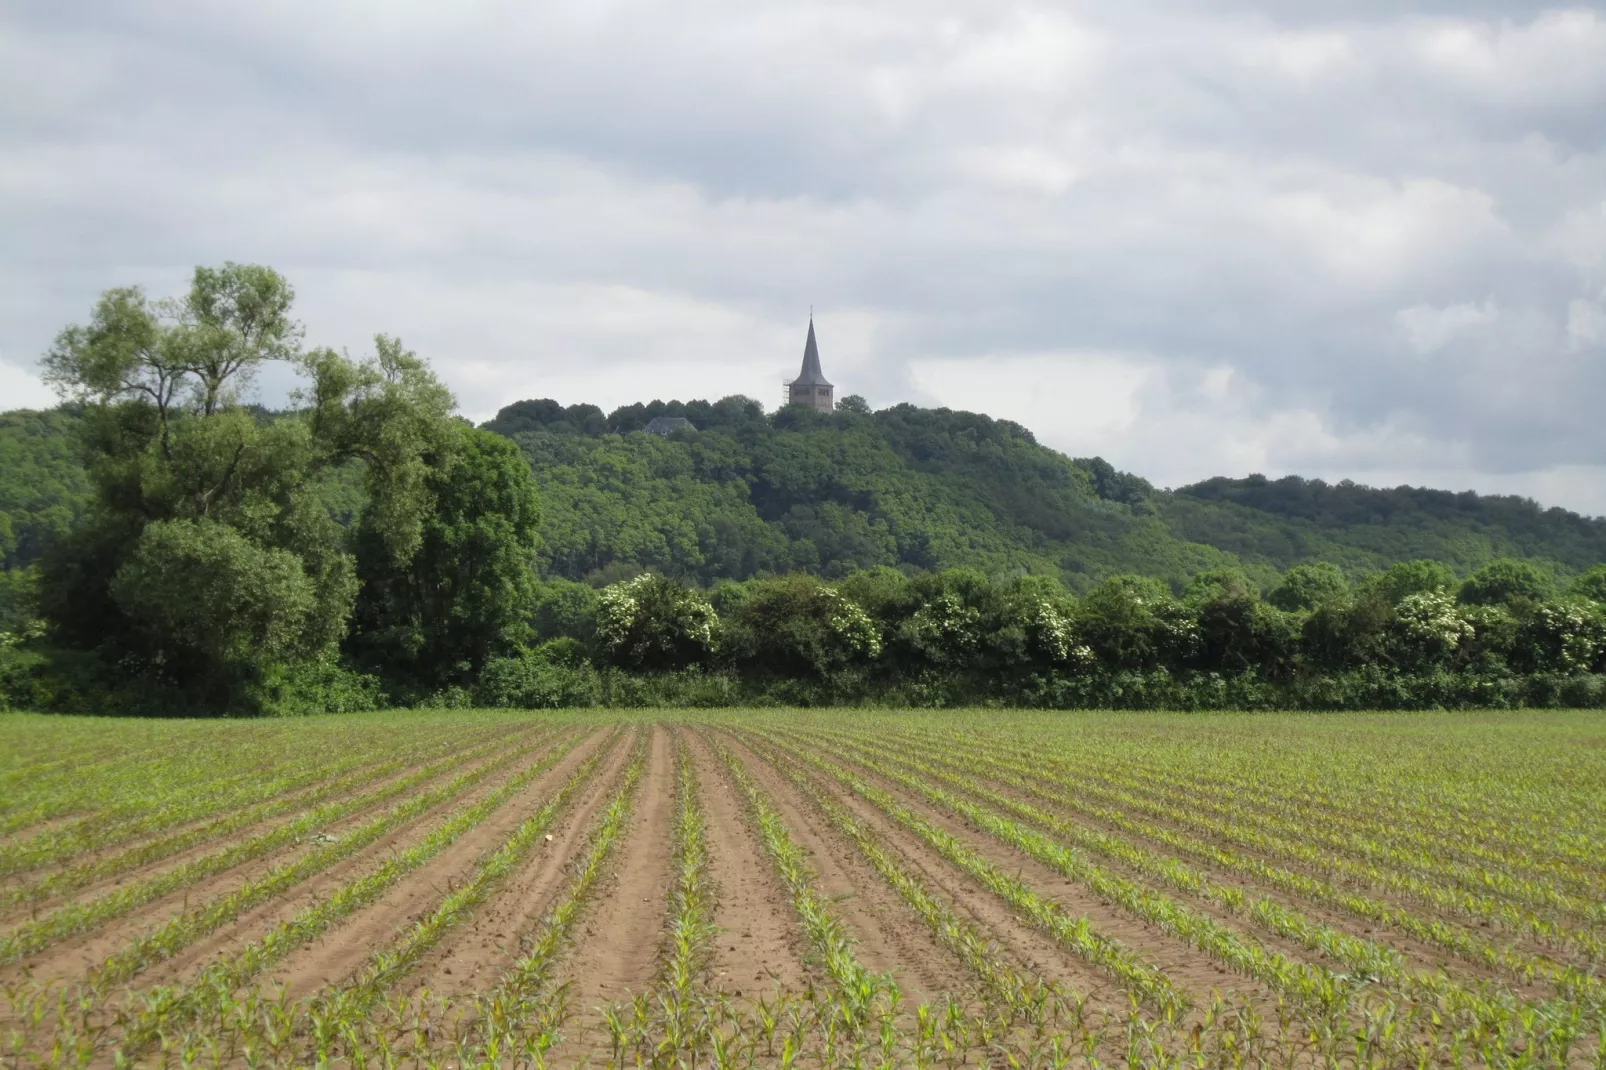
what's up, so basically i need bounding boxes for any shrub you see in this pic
[476,645,601,708]
[596,574,718,673]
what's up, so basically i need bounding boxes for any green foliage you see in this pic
[482,396,1606,595]
[474,642,601,708]
[721,574,881,681]
[1169,473,1606,575]
[8,312,1606,713]
[0,621,47,712]
[112,519,333,682]
[349,426,541,689]
[499,397,1257,589]
[595,574,718,673]
[1571,564,1606,603]
[19,265,496,715]
[1364,559,1459,604]
[1510,599,1606,675]
[527,577,601,644]
[1267,562,1348,611]
[250,657,385,716]
[1458,558,1554,606]
[0,567,40,634]
[1190,585,1300,678]
[1387,590,1475,673]
[295,336,459,564]
[0,409,93,572]
[1077,576,1198,673]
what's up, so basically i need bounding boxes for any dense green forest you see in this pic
[3,263,1605,714]
[483,396,1606,592]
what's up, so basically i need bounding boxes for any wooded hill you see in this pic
[482,396,1606,592]
[5,395,1605,603]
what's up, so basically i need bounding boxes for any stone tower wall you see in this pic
[788,381,834,412]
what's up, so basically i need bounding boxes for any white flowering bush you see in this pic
[1024,598,1069,661]
[596,574,718,672]
[723,576,881,679]
[1397,591,1473,643]
[822,586,882,660]
[1078,577,1198,672]
[1516,599,1606,674]
[0,620,46,651]
[904,593,983,666]
[1024,598,1097,671]
[1153,602,1203,663]
[0,620,48,712]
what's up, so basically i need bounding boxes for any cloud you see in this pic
[1396,300,1501,353]
[1,0,1604,516]
[1568,293,1606,350]
[0,358,55,411]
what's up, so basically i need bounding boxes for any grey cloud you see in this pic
[1,1,1603,512]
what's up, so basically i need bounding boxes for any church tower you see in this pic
[786,316,834,412]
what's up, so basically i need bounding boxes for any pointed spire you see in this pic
[794,314,832,387]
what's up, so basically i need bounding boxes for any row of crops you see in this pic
[0,709,1603,1066]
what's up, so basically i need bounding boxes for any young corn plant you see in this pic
[294,736,620,1056]
[102,730,604,1060]
[752,731,1189,1023]
[831,727,1606,1012]
[0,726,511,913]
[0,731,562,968]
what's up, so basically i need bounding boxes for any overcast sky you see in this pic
[3,2,1604,513]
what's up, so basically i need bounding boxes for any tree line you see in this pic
[2,264,1604,714]
[477,557,1606,710]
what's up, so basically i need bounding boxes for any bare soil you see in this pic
[556,727,676,1011]
[263,728,618,1000]
[684,731,809,998]
[712,732,973,1006]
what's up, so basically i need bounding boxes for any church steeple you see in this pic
[787,315,835,411]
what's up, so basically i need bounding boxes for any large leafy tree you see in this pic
[348,425,542,689]
[1572,565,1606,604]
[1076,575,1199,673]
[1184,569,1299,676]
[36,265,460,710]
[1267,562,1348,611]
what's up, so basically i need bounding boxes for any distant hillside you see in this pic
[1164,476,1606,577]
[481,396,1606,591]
[3,398,1603,596]
[0,408,92,572]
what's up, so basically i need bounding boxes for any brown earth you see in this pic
[402,728,640,1000]
[770,743,1132,1015]
[923,742,1548,988]
[710,732,974,1006]
[556,726,676,1012]
[263,728,620,1001]
[899,733,1589,987]
[684,731,808,998]
[749,729,1280,1012]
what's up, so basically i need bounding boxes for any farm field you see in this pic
[1,710,1604,1067]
